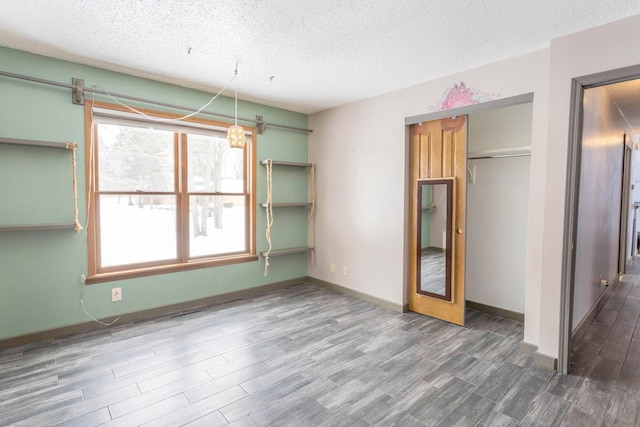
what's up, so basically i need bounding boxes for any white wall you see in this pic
[572,86,624,328]
[308,13,640,362]
[627,135,640,261]
[468,103,534,152]
[634,135,640,206]
[308,49,549,344]
[629,134,640,259]
[466,104,533,314]
[539,14,640,359]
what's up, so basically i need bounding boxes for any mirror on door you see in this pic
[417,178,453,301]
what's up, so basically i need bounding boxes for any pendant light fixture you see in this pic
[227,64,246,149]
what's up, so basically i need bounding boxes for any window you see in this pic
[85,101,256,283]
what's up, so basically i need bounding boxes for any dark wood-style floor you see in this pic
[1,266,640,426]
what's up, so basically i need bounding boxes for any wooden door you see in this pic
[409,116,467,325]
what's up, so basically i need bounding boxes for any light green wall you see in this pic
[0,144,73,224]
[0,46,309,341]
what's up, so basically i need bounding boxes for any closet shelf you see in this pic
[260,160,313,167]
[0,136,72,150]
[0,223,77,232]
[260,202,312,208]
[260,247,314,257]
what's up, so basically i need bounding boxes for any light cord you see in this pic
[94,73,236,123]
[78,92,122,326]
[78,68,236,324]
[234,64,239,126]
[80,298,121,326]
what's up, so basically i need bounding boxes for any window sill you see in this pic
[85,254,258,284]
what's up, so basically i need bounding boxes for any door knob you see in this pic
[457,228,463,234]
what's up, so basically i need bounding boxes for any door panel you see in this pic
[409,117,467,326]
[429,133,442,177]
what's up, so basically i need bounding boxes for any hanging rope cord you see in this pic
[264,159,274,276]
[308,164,315,263]
[64,143,83,233]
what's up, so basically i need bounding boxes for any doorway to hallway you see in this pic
[562,71,640,373]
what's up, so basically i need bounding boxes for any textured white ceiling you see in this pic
[0,1,639,114]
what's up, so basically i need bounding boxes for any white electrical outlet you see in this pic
[343,266,348,276]
[330,263,335,273]
[112,287,122,302]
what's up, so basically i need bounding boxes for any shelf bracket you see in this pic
[256,115,266,134]
[72,78,85,105]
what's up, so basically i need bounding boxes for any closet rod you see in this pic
[468,146,531,160]
[0,70,313,134]
[468,153,531,160]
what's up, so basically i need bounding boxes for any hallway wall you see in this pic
[573,86,625,329]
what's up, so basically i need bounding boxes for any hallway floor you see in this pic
[567,256,640,425]
[0,273,639,426]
